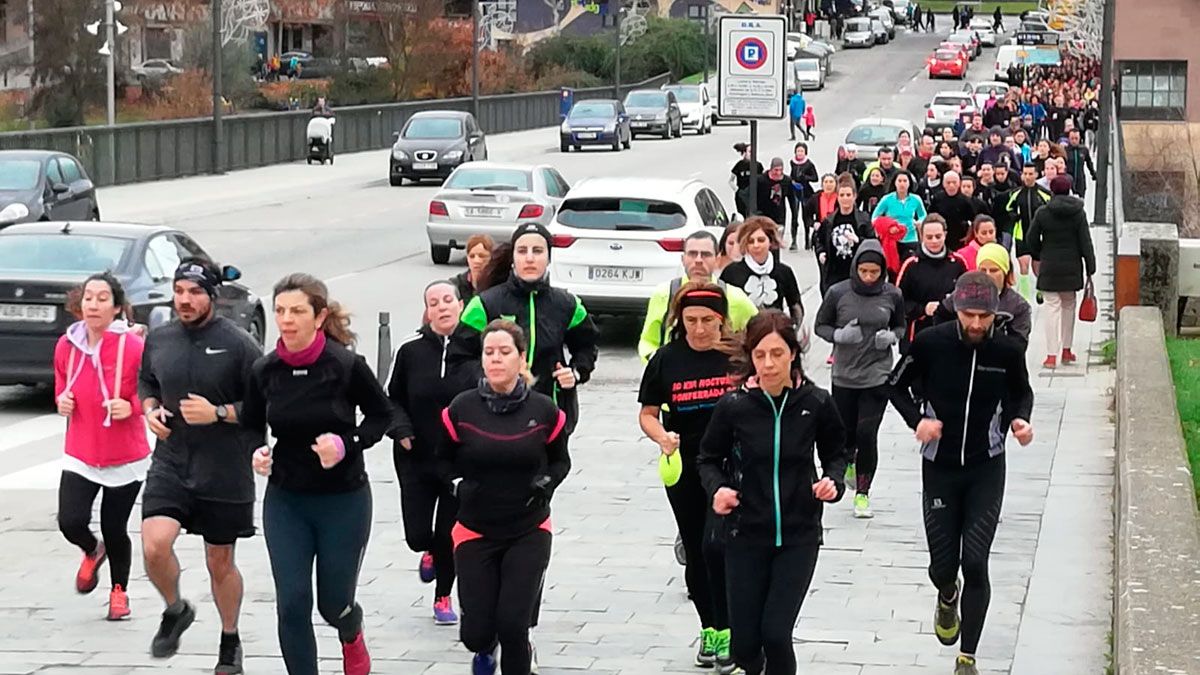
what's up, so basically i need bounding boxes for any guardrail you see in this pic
[0,73,672,188]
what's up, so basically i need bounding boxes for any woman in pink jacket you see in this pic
[54,272,151,621]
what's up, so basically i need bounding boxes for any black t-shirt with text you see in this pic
[638,341,735,459]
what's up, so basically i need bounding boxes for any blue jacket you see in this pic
[789,94,807,121]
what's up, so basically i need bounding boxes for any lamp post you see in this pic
[86,1,125,182]
[212,0,224,175]
[471,0,480,118]
[613,0,622,99]
[688,3,710,84]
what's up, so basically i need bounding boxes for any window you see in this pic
[145,235,182,281]
[0,235,130,275]
[541,170,566,198]
[45,159,64,186]
[1119,61,1187,121]
[0,160,41,190]
[694,192,717,228]
[702,190,729,228]
[445,168,531,192]
[144,27,172,60]
[557,198,688,231]
[57,158,82,184]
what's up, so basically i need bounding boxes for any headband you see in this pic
[678,289,728,318]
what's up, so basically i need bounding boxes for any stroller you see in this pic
[306,116,335,165]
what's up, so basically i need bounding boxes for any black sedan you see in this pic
[0,221,265,387]
[0,150,101,227]
[389,111,488,185]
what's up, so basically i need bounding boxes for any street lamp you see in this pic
[85,0,126,128]
[687,2,710,84]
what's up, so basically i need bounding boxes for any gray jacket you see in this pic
[814,241,906,389]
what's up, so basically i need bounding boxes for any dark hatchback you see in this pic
[560,100,632,152]
[389,111,489,185]
[0,222,265,387]
[0,150,101,226]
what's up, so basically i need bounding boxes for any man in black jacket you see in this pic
[887,272,1034,675]
[927,171,975,248]
[1063,128,1096,198]
[754,157,795,230]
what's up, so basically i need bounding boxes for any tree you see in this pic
[25,0,107,127]
[366,0,473,99]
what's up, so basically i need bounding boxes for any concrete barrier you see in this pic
[1114,305,1200,674]
[1116,222,1180,336]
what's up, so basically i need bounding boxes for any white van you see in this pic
[995,45,1023,83]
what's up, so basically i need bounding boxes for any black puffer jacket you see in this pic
[1026,195,1096,292]
[388,325,476,462]
[896,247,968,344]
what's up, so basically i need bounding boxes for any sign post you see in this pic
[718,15,786,216]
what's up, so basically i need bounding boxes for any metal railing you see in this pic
[0,73,672,188]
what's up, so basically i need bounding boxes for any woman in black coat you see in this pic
[1026,175,1096,370]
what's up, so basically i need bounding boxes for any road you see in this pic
[0,20,1113,675]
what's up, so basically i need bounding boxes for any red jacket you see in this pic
[54,325,151,467]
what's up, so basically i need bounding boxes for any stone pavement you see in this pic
[0,240,1115,675]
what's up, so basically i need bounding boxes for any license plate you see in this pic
[413,162,437,170]
[0,303,56,323]
[632,122,649,128]
[576,132,597,140]
[588,266,643,282]
[465,206,503,218]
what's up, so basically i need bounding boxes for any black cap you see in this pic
[511,222,553,256]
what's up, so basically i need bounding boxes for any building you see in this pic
[0,0,32,90]
[1114,0,1200,234]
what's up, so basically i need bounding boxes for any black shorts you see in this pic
[142,470,255,546]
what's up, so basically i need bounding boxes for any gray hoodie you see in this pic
[814,240,906,389]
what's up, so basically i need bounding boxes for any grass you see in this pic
[919,0,1039,13]
[1100,338,1116,366]
[1165,336,1200,502]
[679,71,712,85]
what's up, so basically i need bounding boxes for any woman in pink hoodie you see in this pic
[54,272,150,621]
[958,215,999,271]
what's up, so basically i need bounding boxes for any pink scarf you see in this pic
[277,331,327,367]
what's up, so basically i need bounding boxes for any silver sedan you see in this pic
[426,162,570,264]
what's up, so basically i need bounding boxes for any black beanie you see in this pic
[511,222,553,256]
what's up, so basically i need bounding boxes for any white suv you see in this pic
[548,178,732,315]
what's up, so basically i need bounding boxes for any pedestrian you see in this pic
[957,214,999,270]
[717,221,744,276]
[638,282,739,673]
[816,178,874,294]
[1005,164,1052,302]
[788,90,807,142]
[951,5,960,31]
[836,144,867,189]
[887,272,1035,675]
[698,310,848,675]
[639,231,758,362]
[720,217,805,332]
[927,171,975,249]
[927,8,935,31]
[872,171,928,261]
[814,241,904,518]
[993,5,1002,31]
[1063,128,1096,198]
[55,272,149,621]
[934,243,1032,348]
[857,167,888,214]
[896,215,968,348]
[138,258,262,673]
[440,319,571,675]
[788,143,820,250]
[752,157,796,231]
[803,105,816,141]
[1025,174,1096,369]
[731,143,765,217]
[388,281,477,625]
[451,234,494,305]
[242,274,392,675]
[805,173,841,258]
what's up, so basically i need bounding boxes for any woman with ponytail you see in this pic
[241,273,394,675]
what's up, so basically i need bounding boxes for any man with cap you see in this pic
[976,127,1021,173]
[752,157,794,231]
[837,144,868,189]
[887,271,1034,675]
[138,257,263,674]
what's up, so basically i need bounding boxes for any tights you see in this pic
[831,385,889,495]
[57,471,141,588]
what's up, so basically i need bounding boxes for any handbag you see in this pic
[1078,278,1097,322]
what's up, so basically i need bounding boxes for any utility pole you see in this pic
[1093,0,1116,228]
[471,0,480,118]
[614,1,622,99]
[212,0,224,175]
[702,3,709,84]
[104,0,115,128]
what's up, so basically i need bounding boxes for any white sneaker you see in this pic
[529,639,539,674]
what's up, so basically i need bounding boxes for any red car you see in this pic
[928,49,968,79]
[938,41,972,63]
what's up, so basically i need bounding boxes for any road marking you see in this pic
[0,414,64,455]
[0,459,60,490]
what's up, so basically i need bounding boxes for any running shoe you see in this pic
[695,627,717,667]
[530,640,540,674]
[674,533,687,566]
[853,493,874,519]
[107,584,130,621]
[75,541,107,594]
[844,463,856,488]
[418,551,436,584]
[1036,291,1044,305]
[215,635,244,675]
[954,654,980,675]
[714,629,743,674]
[472,649,498,675]
[1062,348,1077,364]
[433,596,458,625]
[1042,355,1057,369]
[934,581,962,646]
[150,600,196,658]
[341,632,371,675]
[789,241,799,252]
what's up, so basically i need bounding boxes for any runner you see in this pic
[835,144,867,189]
[935,243,1032,348]
[957,215,999,270]
[388,281,474,624]
[871,171,927,261]
[896,215,968,349]
[138,258,262,673]
[928,171,975,250]
[698,310,847,675]
[639,231,757,362]
[1063,128,1096,198]
[788,143,819,250]
[813,241,905,519]
[717,221,744,275]
[887,272,1035,675]
[638,282,738,673]
[731,143,764,217]
[1006,164,1052,301]
[814,177,873,294]
[54,272,149,621]
[857,167,887,215]
[242,274,393,675]
[803,173,839,257]
[720,217,805,333]
[752,158,795,232]
[451,234,494,305]
[440,319,571,675]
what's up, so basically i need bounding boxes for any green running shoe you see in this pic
[714,629,743,674]
[695,627,717,667]
[935,580,962,646]
[954,654,979,675]
[844,463,856,489]
[853,493,873,519]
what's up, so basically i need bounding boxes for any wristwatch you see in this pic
[215,405,228,423]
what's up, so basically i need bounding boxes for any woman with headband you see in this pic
[637,282,739,673]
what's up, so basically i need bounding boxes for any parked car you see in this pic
[968,17,1001,46]
[793,58,826,90]
[0,221,265,386]
[927,50,968,80]
[843,17,875,48]
[560,99,632,152]
[946,32,979,60]
[624,89,683,140]
[389,111,488,185]
[279,51,313,77]
[0,151,100,227]
[131,59,182,84]
[964,80,1010,109]
[547,177,732,315]
[844,117,923,157]
[426,162,570,264]
[924,91,975,128]
[870,17,890,45]
[869,8,896,40]
[661,84,713,135]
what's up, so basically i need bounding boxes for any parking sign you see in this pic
[718,15,786,119]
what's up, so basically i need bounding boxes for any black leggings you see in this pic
[725,541,820,675]
[922,456,1005,655]
[831,385,889,495]
[665,454,729,630]
[396,456,457,597]
[57,471,141,588]
[263,483,372,675]
[456,528,551,675]
[786,192,802,244]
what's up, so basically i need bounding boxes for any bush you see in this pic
[327,68,395,106]
[524,18,706,85]
[526,34,613,82]
[534,65,604,90]
[260,79,333,110]
[477,49,535,95]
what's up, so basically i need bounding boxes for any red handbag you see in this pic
[1078,278,1097,322]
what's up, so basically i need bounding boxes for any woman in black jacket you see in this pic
[450,234,494,305]
[788,143,820,250]
[439,319,570,675]
[698,311,847,675]
[388,280,475,626]
[243,274,394,675]
[804,173,839,253]
[856,167,887,214]
[896,215,968,349]
[1026,174,1096,369]
[815,178,874,295]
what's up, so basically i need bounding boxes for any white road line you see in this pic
[0,459,60,490]
[0,414,64,455]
